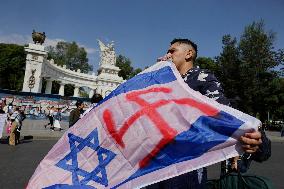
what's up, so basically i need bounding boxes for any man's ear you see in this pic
[185,49,193,61]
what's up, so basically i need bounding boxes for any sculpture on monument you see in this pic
[28,69,36,91]
[32,30,46,45]
[98,40,116,65]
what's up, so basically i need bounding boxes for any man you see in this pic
[9,107,25,145]
[44,106,54,129]
[147,38,266,189]
[82,93,103,117]
[69,100,84,128]
[90,93,103,105]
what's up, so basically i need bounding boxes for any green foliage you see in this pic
[216,20,284,121]
[215,35,242,107]
[79,89,89,98]
[129,68,142,78]
[115,54,142,80]
[195,57,219,74]
[47,41,92,73]
[0,43,26,91]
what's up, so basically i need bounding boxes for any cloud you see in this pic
[0,33,65,47]
[0,33,32,45]
[44,38,65,47]
[0,33,97,55]
[78,43,97,55]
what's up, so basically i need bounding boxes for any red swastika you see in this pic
[103,87,219,168]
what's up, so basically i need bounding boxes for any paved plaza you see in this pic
[1,119,284,188]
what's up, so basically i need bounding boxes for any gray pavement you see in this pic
[0,140,283,189]
[1,119,284,188]
[2,119,69,139]
[3,118,284,142]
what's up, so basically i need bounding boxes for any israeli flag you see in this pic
[27,61,260,189]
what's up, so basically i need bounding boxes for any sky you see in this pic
[0,0,283,72]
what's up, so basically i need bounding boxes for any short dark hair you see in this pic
[91,94,103,104]
[170,38,198,59]
[75,100,83,107]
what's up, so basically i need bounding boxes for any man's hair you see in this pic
[91,93,103,104]
[170,38,198,60]
[76,100,83,107]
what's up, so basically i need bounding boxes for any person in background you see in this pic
[52,108,63,131]
[14,108,26,145]
[0,105,5,114]
[1,99,7,113]
[9,107,19,145]
[44,106,54,129]
[280,123,284,137]
[0,105,7,139]
[82,93,103,117]
[69,100,84,128]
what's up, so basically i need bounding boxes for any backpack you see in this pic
[207,172,275,189]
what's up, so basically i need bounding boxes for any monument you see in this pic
[22,31,124,98]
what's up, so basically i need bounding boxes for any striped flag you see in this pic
[27,61,260,189]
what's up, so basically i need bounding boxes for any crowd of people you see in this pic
[0,93,104,145]
[0,100,26,145]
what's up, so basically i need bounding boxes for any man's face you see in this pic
[79,104,84,110]
[167,42,191,69]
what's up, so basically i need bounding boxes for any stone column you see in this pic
[45,79,52,94]
[73,85,80,97]
[89,89,95,98]
[22,43,47,93]
[59,83,65,96]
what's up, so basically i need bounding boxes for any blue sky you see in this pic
[0,0,283,72]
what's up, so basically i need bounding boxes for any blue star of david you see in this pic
[56,128,116,187]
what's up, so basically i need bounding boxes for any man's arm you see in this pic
[195,69,230,106]
[197,70,266,155]
[69,110,75,126]
[240,130,262,153]
[241,129,271,160]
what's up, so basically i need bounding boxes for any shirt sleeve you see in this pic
[197,69,231,106]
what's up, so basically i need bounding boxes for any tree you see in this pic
[129,68,142,78]
[194,57,219,74]
[216,21,284,121]
[238,20,284,120]
[263,77,284,120]
[0,43,26,91]
[215,35,242,108]
[116,54,141,80]
[47,41,92,73]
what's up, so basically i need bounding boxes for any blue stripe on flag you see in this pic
[113,111,244,188]
[97,66,176,106]
[43,184,95,189]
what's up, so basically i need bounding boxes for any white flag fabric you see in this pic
[27,61,260,189]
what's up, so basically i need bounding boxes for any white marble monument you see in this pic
[22,39,124,98]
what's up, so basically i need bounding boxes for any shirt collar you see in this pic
[181,66,199,78]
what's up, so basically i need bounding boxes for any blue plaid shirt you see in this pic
[182,67,230,106]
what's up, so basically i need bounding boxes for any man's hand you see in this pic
[157,54,172,62]
[240,131,262,153]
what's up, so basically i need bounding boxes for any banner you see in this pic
[27,61,260,189]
